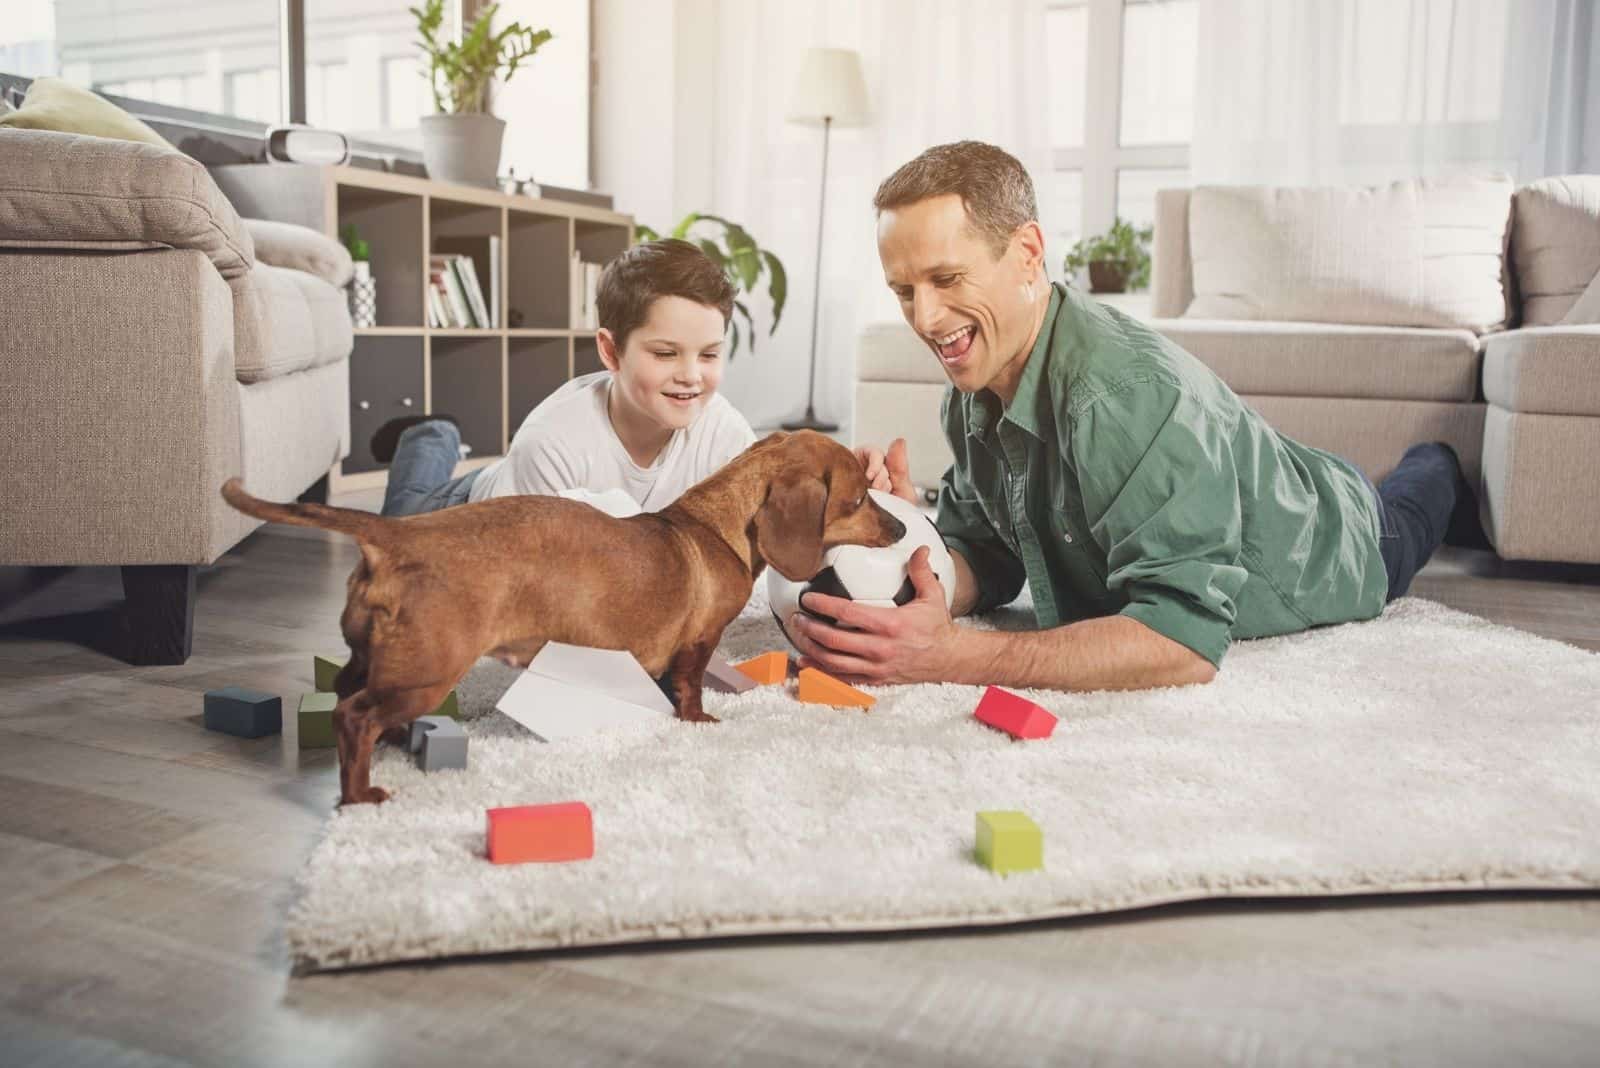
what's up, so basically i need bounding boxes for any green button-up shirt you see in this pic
[934,283,1387,667]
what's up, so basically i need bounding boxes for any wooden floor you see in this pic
[2,506,1599,1067]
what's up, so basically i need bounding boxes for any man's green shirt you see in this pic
[934,283,1387,667]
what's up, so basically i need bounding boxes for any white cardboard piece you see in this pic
[495,641,674,741]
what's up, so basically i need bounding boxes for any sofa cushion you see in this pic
[1513,176,1600,327]
[1153,319,1482,403]
[232,264,355,384]
[1481,326,1600,417]
[0,76,170,147]
[1186,177,1513,333]
[857,321,947,384]
[242,218,354,289]
[0,128,254,279]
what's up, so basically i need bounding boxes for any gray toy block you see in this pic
[703,654,758,694]
[410,715,468,772]
[203,686,282,739]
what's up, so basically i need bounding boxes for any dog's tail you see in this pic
[221,478,386,542]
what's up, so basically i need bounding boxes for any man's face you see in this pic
[600,295,727,432]
[877,193,1040,395]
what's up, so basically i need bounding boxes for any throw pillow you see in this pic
[1514,176,1600,326]
[0,76,170,148]
[1560,268,1600,325]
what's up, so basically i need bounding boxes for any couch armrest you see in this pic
[243,218,353,289]
[0,246,241,566]
[0,128,254,279]
[1481,325,1600,416]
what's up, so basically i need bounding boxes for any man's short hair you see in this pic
[597,238,737,350]
[872,140,1038,258]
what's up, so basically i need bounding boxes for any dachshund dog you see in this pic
[222,431,905,805]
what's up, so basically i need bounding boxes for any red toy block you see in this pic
[973,686,1057,740]
[487,801,594,864]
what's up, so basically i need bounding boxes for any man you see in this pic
[787,141,1469,691]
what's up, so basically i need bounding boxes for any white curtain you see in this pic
[1190,0,1597,187]
[691,0,1050,437]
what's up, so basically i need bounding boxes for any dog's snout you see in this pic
[876,505,907,544]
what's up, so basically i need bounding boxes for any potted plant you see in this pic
[411,0,552,188]
[1062,217,1154,294]
[340,224,377,327]
[635,213,787,360]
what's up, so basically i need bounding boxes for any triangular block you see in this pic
[974,686,1057,740]
[734,650,789,685]
[703,654,758,694]
[796,667,874,710]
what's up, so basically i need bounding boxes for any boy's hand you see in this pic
[853,437,918,504]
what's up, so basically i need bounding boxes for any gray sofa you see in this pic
[0,129,353,663]
[854,176,1600,566]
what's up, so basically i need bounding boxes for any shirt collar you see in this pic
[964,282,1063,445]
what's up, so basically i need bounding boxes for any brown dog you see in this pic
[221,431,905,805]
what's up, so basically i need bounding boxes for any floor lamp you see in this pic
[782,47,870,433]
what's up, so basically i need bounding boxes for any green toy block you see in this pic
[298,692,338,749]
[432,689,460,719]
[313,654,346,693]
[974,811,1043,875]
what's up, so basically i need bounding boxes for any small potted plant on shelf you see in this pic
[635,213,787,360]
[340,223,377,328]
[1062,217,1154,294]
[411,0,552,188]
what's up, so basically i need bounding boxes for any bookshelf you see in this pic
[209,164,633,493]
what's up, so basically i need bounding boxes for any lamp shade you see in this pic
[787,47,870,127]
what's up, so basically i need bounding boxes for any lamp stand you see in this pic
[782,115,839,433]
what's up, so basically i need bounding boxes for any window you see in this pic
[1047,0,1195,284]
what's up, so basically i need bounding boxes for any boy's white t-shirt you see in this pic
[467,371,757,511]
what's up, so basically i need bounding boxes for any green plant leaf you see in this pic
[635,223,660,242]
[671,213,701,239]
[731,298,757,356]
[728,315,741,361]
[761,249,787,332]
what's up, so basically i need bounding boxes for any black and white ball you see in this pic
[768,489,957,647]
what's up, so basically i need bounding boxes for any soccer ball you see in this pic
[768,489,957,647]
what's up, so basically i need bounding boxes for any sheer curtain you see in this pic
[1190,0,1596,186]
[691,0,1050,436]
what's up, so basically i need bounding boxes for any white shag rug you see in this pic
[287,588,1600,972]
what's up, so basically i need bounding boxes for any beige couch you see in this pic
[0,129,353,663]
[854,176,1600,565]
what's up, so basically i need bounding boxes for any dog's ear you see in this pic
[754,472,828,581]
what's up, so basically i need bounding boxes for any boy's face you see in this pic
[598,295,728,433]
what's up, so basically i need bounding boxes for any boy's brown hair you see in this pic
[872,140,1038,259]
[597,238,737,350]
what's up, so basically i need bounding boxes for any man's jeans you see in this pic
[380,420,483,517]
[1363,442,1461,601]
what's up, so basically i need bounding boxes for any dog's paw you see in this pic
[677,710,719,724]
[340,785,392,806]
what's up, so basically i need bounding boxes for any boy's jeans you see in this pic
[380,420,483,517]
[1363,442,1461,601]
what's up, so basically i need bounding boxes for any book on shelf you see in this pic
[430,253,476,328]
[569,251,605,331]
[433,236,500,328]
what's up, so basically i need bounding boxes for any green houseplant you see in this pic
[1062,217,1154,294]
[635,213,787,360]
[410,0,552,187]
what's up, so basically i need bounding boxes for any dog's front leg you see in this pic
[666,643,717,723]
[334,692,389,805]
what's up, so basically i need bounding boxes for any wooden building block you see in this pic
[487,801,594,864]
[432,689,461,719]
[796,667,874,710]
[297,692,338,749]
[313,653,346,693]
[202,686,282,739]
[975,811,1043,875]
[409,715,468,772]
[973,686,1058,740]
[703,654,758,694]
[734,651,789,685]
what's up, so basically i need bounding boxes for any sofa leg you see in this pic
[119,564,196,665]
[297,474,330,505]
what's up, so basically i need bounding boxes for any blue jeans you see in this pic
[1361,443,1462,601]
[380,420,483,517]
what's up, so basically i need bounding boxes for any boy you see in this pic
[372,239,756,517]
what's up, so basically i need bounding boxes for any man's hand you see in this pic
[852,438,918,504]
[787,545,963,685]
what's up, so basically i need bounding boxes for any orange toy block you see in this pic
[486,801,594,865]
[797,667,875,710]
[735,650,789,685]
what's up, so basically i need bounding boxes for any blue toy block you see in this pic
[409,715,468,772]
[203,686,282,739]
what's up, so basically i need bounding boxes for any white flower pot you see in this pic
[419,113,506,189]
